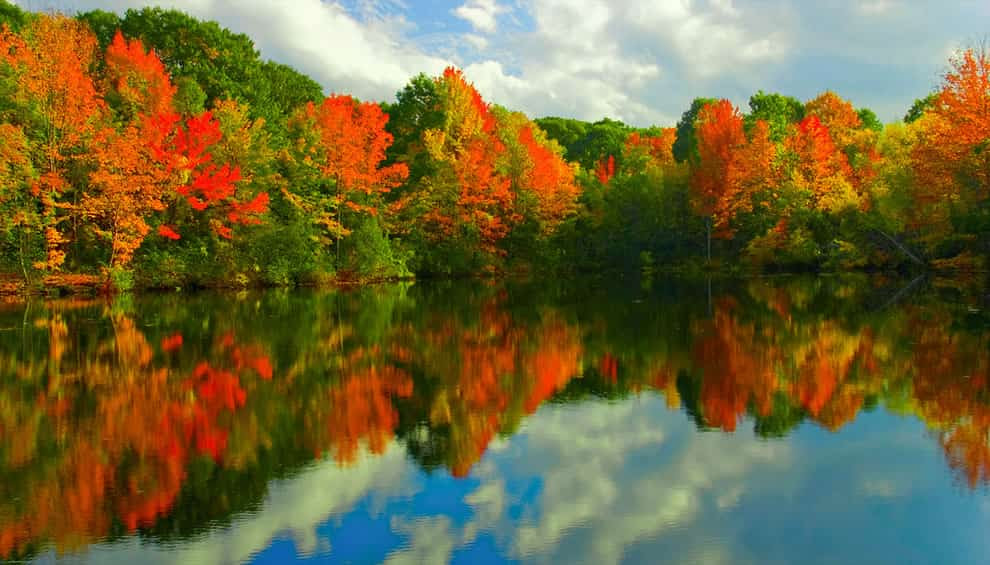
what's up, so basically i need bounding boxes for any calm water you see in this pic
[2,276,990,564]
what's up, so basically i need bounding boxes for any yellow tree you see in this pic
[0,15,105,271]
[495,109,580,236]
[420,68,515,255]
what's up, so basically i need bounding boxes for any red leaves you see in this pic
[178,163,242,209]
[157,225,181,240]
[228,192,269,224]
[160,332,183,351]
[149,110,267,239]
[213,224,232,239]
[595,155,616,185]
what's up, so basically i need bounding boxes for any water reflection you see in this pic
[1,276,989,562]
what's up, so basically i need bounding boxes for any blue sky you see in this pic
[25,0,990,126]
[59,395,990,564]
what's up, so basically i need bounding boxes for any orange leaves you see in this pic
[2,15,104,271]
[420,68,517,253]
[788,116,844,177]
[691,99,748,235]
[784,115,857,211]
[804,91,862,148]
[913,48,990,206]
[0,123,32,200]
[517,124,580,232]
[85,121,172,266]
[938,48,990,149]
[319,365,413,464]
[7,15,103,156]
[303,94,409,197]
[624,129,676,166]
[290,94,409,241]
[733,120,777,206]
[104,31,176,117]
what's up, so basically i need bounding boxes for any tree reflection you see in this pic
[2,277,990,558]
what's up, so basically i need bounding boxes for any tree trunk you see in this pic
[875,229,924,266]
[705,216,712,264]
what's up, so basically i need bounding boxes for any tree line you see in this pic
[0,2,987,291]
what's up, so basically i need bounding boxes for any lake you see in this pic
[2,275,989,564]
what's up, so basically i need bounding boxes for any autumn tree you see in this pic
[148,109,269,243]
[673,97,718,163]
[287,95,408,256]
[102,30,175,120]
[624,129,677,167]
[805,91,879,189]
[408,67,514,271]
[595,155,616,185]
[83,34,177,269]
[691,99,747,260]
[0,15,104,271]
[783,115,857,212]
[913,48,990,210]
[495,109,580,236]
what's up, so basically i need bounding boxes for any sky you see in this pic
[64,397,990,564]
[14,0,990,126]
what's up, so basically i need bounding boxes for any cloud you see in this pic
[453,0,508,34]
[462,32,489,50]
[68,447,419,565]
[459,397,790,565]
[54,0,990,125]
[64,0,450,103]
[856,0,897,15]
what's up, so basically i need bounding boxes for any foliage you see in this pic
[0,6,988,288]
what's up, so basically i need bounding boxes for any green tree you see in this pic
[0,0,27,31]
[745,90,804,142]
[673,97,718,163]
[904,93,937,123]
[857,107,883,132]
[533,116,590,160]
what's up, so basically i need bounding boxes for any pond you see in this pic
[2,275,989,564]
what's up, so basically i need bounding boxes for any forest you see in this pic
[0,2,988,291]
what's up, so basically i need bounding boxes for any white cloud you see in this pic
[462,32,489,50]
[453,0,508,34]
[56,0,990,125]
[857,0,896,15]
[56,446,419,564]
[465,398,790,565]
[66,0,451,103]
